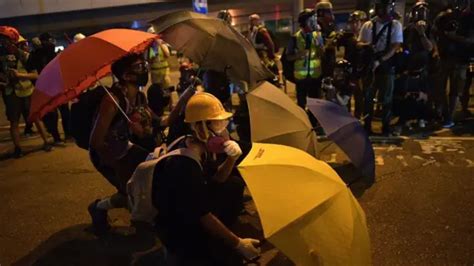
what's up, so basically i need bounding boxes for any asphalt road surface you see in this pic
[0,130,473,265]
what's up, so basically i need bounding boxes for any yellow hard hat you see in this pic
[17,35,27,44]
[184,92,233,123]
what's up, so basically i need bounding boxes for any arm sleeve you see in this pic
[358,21,373,43]
[391,21,404,44]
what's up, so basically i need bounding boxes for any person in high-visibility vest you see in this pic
[285,9,324,108]
[147,26,171,90]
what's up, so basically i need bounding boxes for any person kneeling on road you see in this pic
[152,92,260,265]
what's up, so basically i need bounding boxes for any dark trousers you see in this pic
[363,68,395,134]
[435,59,467,123]
[295,77,322,108]
[398,97,428,124]
[58,103,71,137]
[43,109,61,142]
[461,69,473,111]
[161,175,245,266]
[42,104,71,141]
[352,79,364,119]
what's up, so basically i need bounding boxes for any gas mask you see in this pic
[193,119,230,154]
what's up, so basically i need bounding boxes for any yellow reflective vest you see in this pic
[293,30,323,80]
[14,59,34,98]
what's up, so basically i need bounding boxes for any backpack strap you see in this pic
[154,147,202,170]
[372,19,393,51]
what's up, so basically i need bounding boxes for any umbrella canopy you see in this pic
[29,29,156,121]
[247,82,317,156]
[307,98,375,182]
[238,143,371,265]
[150,11,273,88]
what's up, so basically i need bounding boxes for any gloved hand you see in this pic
[223,140,242,158]
[235,238,261,260]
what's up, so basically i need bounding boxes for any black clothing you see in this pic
[402,24,432,72]
[152,138,247,264]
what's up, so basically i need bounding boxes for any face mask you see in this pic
[135,71,149,87]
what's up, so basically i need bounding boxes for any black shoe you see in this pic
[88,199,111,235]
[13,147,24,158]
[53,140,66,147]
[43,143,53,152]
[24,128,36,136]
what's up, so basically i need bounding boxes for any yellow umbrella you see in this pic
[247,82,317,156]
[238,143,371,265]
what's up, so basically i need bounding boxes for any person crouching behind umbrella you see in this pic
[152,92,260,265]
[88,53,152,234]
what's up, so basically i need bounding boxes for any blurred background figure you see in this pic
[432,0,474,128]
[217,9,233,25]
[315,0,337,78]
[247,13,280,86]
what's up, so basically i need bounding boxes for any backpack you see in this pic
[70,85,126,150]
[126,136,202,224]
[281,36,297,83]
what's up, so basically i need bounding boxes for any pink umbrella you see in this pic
[29,29,156,121]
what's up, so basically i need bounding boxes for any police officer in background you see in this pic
[359,0,403,135]
[432,0,474,128]
[285,9,324,108]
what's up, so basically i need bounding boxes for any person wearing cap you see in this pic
[152,92,259,265]
[286,9,324,108]
[315,0,338,78]
[358,0,403,135]
[0,31,52,157]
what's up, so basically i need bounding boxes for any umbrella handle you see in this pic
[97,80,131,123]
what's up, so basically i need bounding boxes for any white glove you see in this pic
[235,238,261,260]
[223,140,242,158]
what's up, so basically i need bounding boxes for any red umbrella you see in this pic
[0,26,20,42]
[29,29,156,121]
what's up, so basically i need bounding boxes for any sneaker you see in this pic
[43,143,53,152]
[24,128,36,136]
[418,119,426,129]
[442,121,455,128]
[88,199,111,235]
[13,147,24,158]
[53,140,66,147]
